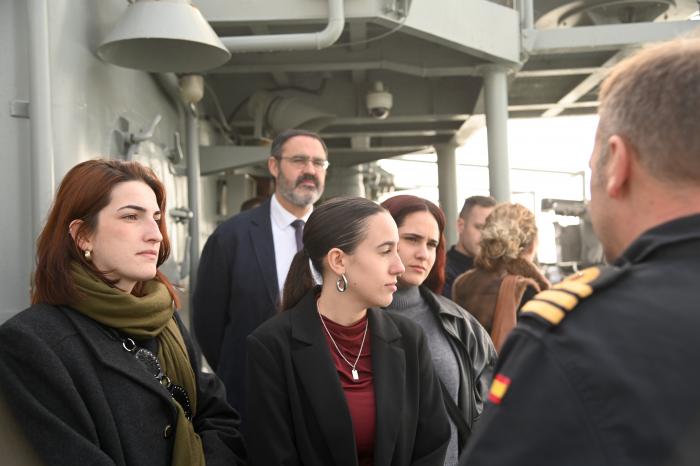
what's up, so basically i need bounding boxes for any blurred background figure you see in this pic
[239,195,267,212]
[381,195,496,465]
[452,203,549,352]
[443,196,496,298]
[246,197,450,466]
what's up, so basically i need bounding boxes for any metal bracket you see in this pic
[9,100,30,119]
[168,131,185,165]
[131,114,162,144]
[169,207,193,224]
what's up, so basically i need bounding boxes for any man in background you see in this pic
[193,129,328,424]
[462,37,700,466]
[442,195,496,298]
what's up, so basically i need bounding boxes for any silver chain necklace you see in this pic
[317,303,368,382]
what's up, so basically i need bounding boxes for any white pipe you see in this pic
[185,106,201,294]
[520,0,534,31]
[221,0,344,53]
[27,0,55,243]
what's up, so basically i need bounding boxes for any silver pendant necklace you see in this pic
[317,303,368,382]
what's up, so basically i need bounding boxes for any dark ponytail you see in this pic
[282,249,315,310]
[280,197,386,310]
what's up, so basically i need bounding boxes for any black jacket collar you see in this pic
[617,213,700,265]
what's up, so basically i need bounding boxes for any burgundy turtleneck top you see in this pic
[320,313,375,466]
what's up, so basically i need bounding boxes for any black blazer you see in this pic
[0,305,246,466]
[246,289,450,466]
[193,198,278,419]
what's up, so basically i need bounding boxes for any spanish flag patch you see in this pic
[487,374,512,405]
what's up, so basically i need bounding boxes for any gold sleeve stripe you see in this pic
[534,289,579,311]
[553,281,593,299]
[573,267,601,283]
[521,300,566,325]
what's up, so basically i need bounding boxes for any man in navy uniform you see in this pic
[462,38,700,465]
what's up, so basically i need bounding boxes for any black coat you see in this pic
[462,214,700,466]
[193,198,278,420]
[246,289,450,466]
[0,305,246,466]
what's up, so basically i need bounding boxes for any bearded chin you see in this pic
[284,187,319,207]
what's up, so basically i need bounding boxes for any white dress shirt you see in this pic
[270,194,312,295]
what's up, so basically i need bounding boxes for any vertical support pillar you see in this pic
[483,65,512,202]
[436,141,459,247]
[186,105,201,297]
[28,0,55,244]
[519,0,534,31]
[323,165,365,198]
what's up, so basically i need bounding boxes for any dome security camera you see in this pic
[366,81,393,119]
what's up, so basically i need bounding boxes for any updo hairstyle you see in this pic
[475,203,537,271]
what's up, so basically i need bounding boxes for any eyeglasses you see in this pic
[277,155,329,170]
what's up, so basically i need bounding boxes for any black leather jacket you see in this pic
[419,286,497,434]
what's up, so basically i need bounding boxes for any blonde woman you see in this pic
[452,203,549,352]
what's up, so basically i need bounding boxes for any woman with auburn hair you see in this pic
[452,203,550,352]
[246,196,450,466]
[380,195,496,465]
[0,160,246,466]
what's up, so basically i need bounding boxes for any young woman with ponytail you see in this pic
[246,196,450,466]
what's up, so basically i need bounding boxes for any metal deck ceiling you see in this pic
[196,0,699,169]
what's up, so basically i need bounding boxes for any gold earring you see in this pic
[84,250,91,260]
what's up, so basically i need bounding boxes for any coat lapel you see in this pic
[290,292,358,466]
[249,199,279,307]
[369,309,405,466]
[61,308,176,408]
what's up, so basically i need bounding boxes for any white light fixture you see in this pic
[179,74,205,104]
[97,0,231,73]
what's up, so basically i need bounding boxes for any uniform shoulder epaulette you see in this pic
[520,265,625,329]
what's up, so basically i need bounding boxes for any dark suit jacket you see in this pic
[0,305,246,466]
[193,198,278,420]
[246,289,451,466]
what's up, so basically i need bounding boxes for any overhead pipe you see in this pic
[221,0,345,53]
[27,0,56,246]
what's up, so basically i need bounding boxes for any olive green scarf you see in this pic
[70,263,204,466]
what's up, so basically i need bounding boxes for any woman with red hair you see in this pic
[381,195,496,465]
[0,160,246,466]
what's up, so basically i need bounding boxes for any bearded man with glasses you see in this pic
[193,129,328,428]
